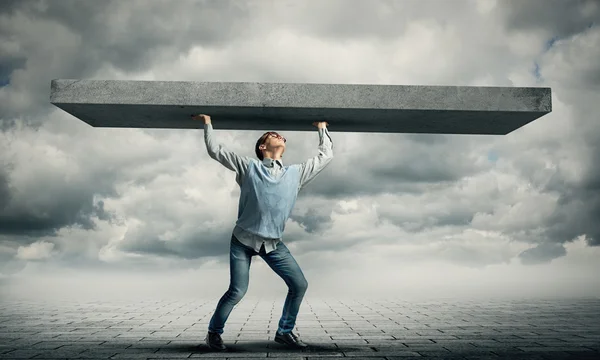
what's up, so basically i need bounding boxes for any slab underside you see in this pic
[50,80,552,135]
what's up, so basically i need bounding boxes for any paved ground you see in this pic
[0,296,599,360]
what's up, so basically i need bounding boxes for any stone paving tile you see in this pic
[0,297,599,359]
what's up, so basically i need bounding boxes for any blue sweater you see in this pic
[204,123,333,253]
[235,159,301,239]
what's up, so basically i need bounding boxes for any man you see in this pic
[192,114,333,351]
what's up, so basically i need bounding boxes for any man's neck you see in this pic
[263,152,283,161]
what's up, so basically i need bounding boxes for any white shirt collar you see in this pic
[262,157,283,168]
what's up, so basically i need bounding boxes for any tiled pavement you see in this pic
[0,296,599,360]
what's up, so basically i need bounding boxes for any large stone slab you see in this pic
[49,79,551,134]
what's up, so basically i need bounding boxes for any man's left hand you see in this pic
[312,121,328,129]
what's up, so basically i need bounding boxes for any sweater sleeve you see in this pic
[204,123,250,186]
[298,126,333,190]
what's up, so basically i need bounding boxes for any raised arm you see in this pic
[298,122,334,190]
[193,114,250,186]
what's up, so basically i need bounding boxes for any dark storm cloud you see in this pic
[379,207,474,233]
[542,190,600,247]
[116,222,233,260]
[0,58,24,85]
[302,134,487,200]
[0,174,119,237]
[499,0,600,39]
[0,0,253,122]
[36,0,249,71]
[289,205,334,234]
[0,168,11,211]
[0,128,125,238]
[498,0,600,90]
[518,242,567,264]
[0,0,23,13]
[579,161,600,246]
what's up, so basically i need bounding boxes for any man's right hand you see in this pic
[312,121,328,129]
[192,114,211,124]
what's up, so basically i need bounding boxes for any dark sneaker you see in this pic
[274,331,308,349]
[205,331,227,351]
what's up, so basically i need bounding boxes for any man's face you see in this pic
[261,132,286,152]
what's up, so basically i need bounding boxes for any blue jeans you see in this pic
[208,233,308,335]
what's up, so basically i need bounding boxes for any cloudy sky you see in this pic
[1,0,599,302]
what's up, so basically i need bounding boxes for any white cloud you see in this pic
[16,241,56,260]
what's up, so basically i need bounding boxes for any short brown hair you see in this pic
[255,132,270,161]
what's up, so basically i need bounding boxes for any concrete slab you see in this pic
[50,79,551,134]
